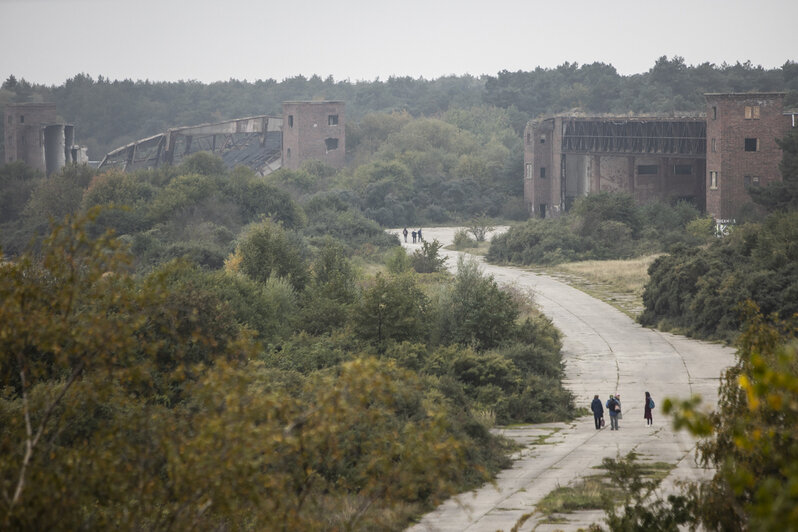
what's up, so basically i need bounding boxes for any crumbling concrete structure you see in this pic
[98,100,347,175]
[4,103,88,176]
[99,115,284,174]
[524,93,798,221]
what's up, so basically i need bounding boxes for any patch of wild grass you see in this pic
[552,255,660,295]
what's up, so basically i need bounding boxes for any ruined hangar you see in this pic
[97,100,346,175]
[524,93,798,221]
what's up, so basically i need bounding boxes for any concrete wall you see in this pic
[281,101,345,170]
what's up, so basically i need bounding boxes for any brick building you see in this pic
[281,101,345,170]
[705,93,795,221]
[4,102,86,176]
[524,115,706,218]
[524,93,797,221]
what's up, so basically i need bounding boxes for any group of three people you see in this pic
[402,227,423,243]
[590,391,654,430]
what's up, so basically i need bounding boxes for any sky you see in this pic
[1,0,797,86]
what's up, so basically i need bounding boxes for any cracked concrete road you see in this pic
[398,227,736,532]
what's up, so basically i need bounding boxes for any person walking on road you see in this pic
[644,391,654,426]
[591,395,604,430]
[403,227,408,242]
[417,228,423,242]
[606,394,620,430]
[411,230,417,243]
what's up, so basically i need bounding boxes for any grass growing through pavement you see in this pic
[531,452,676,523]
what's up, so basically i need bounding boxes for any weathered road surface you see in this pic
[399,227,736,532]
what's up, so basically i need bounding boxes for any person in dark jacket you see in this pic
[606,394,620,430]
[644,391,653,426]
[591,395,604,429]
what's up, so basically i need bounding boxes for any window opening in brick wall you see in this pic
[744,105,761,119]
[710,171,718,190]
[538,204,546,218]
[711,138,716,152]
[745,138,759,152]
[744,175,761,187]
[328,114,338,126]
[712,106,717,119]
[325,138,339,151]
[540,166,547,178]
[540,135,546,144]
[288,115,293,127]
[525,163,533,179]
[637,165,658,175]
[674,164,692,175]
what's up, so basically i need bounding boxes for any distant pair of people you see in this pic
[590,394,621,430]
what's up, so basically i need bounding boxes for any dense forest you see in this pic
[2,56,798,530]
[0,148,576,529]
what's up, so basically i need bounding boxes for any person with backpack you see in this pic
[645,391,654,426]
[591,395,604,430]
[606,394,621,430]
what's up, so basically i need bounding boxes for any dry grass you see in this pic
[537,254,662,319]
[553,255,661,295]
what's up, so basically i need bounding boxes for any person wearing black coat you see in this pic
[591,395,604,429]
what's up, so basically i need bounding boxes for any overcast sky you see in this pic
[1,0,797,85]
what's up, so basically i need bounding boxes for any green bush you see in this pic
[236,220,310,291]
[434,256,518,350]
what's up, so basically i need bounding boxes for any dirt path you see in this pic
[398,227,735,531]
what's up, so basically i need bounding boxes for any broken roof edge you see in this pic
[704,91,787,98]
[526,113,706,127]
[165,114,282,134]
[281,100,345,105]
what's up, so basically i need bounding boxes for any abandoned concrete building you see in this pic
[524,93,798,221]
[4,102,88,176]
[98,100,345,175]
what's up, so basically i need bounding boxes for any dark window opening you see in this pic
[745,138,758,152]
[325,138,339,151]
[540,167,546,178]
[540,135,546,144]
[638,165,659,175]
[712,106,717,119]
[328,114,338,126]
[286,148,291,160]
[538,204,546,218]
[711,138,716,152]
[288,115,293,127]
[745,175,760,187]
[526,133,531,144]
[674,164,692,175]
[19,115,24,123]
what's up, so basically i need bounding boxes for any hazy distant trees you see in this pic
[2,58,796,163]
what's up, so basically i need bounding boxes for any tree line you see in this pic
[2,56,797,161]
